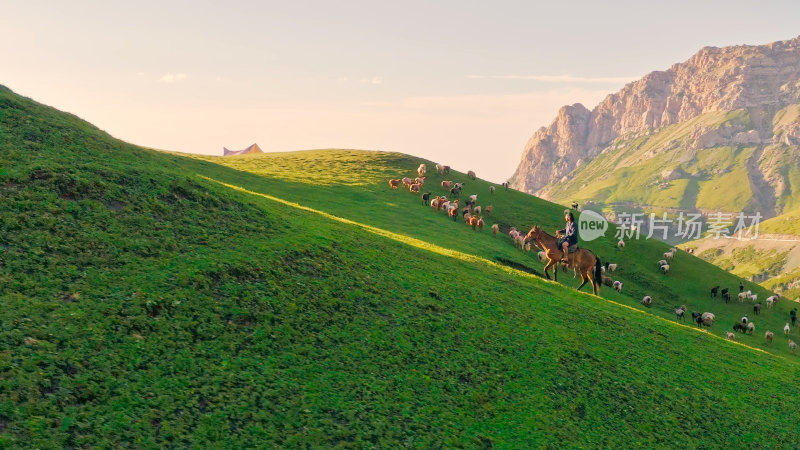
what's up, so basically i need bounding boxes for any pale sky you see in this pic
[2,1,799,183]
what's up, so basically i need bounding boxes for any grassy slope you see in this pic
[3,86,800,447]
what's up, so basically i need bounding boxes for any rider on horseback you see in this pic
[557,210,578,263]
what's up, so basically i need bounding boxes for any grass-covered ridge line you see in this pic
[4,85,800,446]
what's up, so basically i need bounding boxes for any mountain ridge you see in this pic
[510,35,800,197]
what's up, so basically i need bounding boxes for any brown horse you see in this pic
[525,225,602,295]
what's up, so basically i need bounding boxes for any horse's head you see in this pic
[525,225,541,243]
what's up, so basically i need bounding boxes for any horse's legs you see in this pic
[577,272,588,291]
[543,260,553,280]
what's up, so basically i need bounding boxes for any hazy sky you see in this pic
[2,1,799,182]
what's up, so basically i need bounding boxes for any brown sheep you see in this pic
[473,205,482,215]
[388,179,401,189]
[467,170,476,180]
[409,183,421,193]
[469,216,479,229]
[477,217,484,231]
[485,205,493,215]
[491,223,499,235]
[441,180,453,190]
[765,330,774,344]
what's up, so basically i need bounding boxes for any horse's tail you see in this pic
[594,255,603,292]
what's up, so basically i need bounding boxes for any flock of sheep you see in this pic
[388,164,508,235]
[388,162,797,353]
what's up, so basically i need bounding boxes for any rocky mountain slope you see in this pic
[510,35,800,208]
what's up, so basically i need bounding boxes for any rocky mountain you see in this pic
[510,36,800,203]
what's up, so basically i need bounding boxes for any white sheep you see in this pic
[701,312,715,326]
[489,186,495,194]
[491,223,499,235]
[726,331,736,341]
[473,205,482,215]
[660,264,670,274]
[641,295,652,307]
[738,292,748,302]
[746,322,755,335]
[617,240,625,248]
[790,340,797,351]
[785,323,791,336]
[657,259,667,267]
[749,294,758,302]
[417,164,427,177]
[612,280,623,292]
[538,251,547,263]
[468,194,478,203]
[607,263,618,272]
[664,251,674,260]
[766,331,774,344]
[766,295,777,308]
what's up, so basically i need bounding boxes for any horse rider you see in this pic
[557,211,578,263]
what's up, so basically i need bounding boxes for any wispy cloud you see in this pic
[468,74,635,83]
[159,73,188,83]
[359,76,383,85]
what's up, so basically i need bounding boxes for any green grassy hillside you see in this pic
[3,85,800,446]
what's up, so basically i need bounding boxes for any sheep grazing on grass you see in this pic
[618,240,625,248]
[467,170,476,180]
[485,205,493,215]
[660,264,670,274]
[461,207,470,217]
[726,331,736,341]
[607,263,618,272]
[469,216,479,230]
[409,183,421,193]
[435,163,442,174]
[468,194,478,203]
[710,286,719,297]
[741,315,748,325]
[463,213,472,223]
[601,275,614,287]
[753,303,761,315]
[790,340,797,351]
[766,331,774,344]
[421,192,432,206]
[388,179,402,189]
[641,296,652,307]
[450,186,461,197]
[738,292,748,302]
[473,205,482,215]
[417,164,427,177]
[441,180,453,190]
[490,186,495,194]
[746,322,755,335]
[612,280,623,292]
[785,323,791,336]
[514,235,526,249]
[691,311,702,326]
[449,207,459,221]
[402,177,414,187]
[766,295,777,308]
[733,323,747,333]
[721,287,729,297]
[477,217,484,231]
[658,259,668,267]
[509,228,519,239]
[722,291,731,303]
[675,305,686,321]
[415,177,426,185]
[701,312,715,327]
[664,251,674,260]
[749,294,758,302]
[491,223,499,235]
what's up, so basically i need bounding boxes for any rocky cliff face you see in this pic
[510,36,800,196]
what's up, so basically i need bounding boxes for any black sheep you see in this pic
[421,192,431,206]
[710,286,719,297]
[733,322,747,333]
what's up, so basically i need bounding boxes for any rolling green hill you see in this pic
[3,85,800,447]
